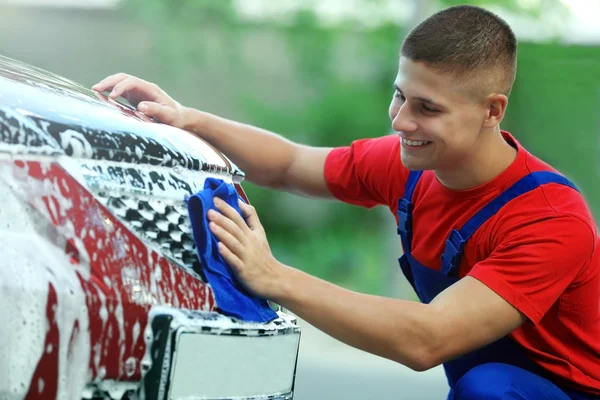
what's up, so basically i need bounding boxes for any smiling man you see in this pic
[94,5,600,399]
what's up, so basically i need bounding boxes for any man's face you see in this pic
[389,58,489,171]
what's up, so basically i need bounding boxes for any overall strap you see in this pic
[397,170,423,252]
[440,171,579,277]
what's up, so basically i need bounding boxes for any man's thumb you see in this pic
[239,200,261,230]
[138,102,168,122]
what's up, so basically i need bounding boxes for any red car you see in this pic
[0,55,300,400]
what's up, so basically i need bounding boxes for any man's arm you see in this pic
[208,198,527,371]
[92,74,334,198]
[274,271,525,371]
[270,212,593,370]
[184,109,334,198]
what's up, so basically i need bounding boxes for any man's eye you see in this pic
[394,92,405,101]
[421,104,438,113]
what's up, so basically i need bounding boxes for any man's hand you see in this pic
[207,198,286,299]
[92,73,187,129]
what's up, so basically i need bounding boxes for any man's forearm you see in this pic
[273,266,440,371]
[182,107,296,188]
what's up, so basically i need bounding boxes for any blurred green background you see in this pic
[1,0,598,300]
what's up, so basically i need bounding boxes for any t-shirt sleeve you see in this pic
[324,134,408,209]
[468,215,596,324]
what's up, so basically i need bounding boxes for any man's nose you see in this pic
[391,103,418,133]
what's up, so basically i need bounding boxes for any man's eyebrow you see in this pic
[393,84,443,108]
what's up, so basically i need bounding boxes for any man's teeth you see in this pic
[402,138,430,147]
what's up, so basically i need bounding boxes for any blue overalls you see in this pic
[397,170,598,400]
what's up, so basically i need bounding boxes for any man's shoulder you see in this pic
[520,150,593,218]
[485,144,596,246]
[491,179,596,251]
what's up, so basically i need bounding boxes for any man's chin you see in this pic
[400,157,433,172]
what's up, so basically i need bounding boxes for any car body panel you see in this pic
[0,55,298,400]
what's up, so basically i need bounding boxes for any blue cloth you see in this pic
[396,171,597,399]
[186,177,278,323]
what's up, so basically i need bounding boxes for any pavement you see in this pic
[291,318,450,400]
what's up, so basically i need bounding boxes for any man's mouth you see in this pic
[401,137,432,147]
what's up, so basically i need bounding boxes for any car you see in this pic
[0,54,301,400]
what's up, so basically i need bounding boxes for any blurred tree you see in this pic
[439,0,563,17]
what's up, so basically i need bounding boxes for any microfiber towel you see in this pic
[186,177,278,323]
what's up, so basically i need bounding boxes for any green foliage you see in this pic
[439,0,551,17]
[123,0,242,73]
[126,0,237,25]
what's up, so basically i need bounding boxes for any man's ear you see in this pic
[483,93,508,128]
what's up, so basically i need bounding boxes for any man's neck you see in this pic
[434,128,517,191]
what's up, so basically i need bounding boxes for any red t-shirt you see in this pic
[324,131,600,395]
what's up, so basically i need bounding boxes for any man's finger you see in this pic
[217,242,244,273]
[213,198,249,233]
[238,200,261,231]
[209,209,246,245]
[210,221,245,257]
[108,77,138,99]
[92,72,128,92]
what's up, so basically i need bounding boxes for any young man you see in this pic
[94,5,600,399]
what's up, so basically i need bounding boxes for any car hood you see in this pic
[0,55,243,180]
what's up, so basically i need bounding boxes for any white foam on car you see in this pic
[0,160,91,400]
[0,154,247,400]
[0,122,297,399]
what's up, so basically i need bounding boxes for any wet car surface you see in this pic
[0,55,300,400]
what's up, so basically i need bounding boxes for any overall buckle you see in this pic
[441,229,466,277]
[397,198,413,235]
